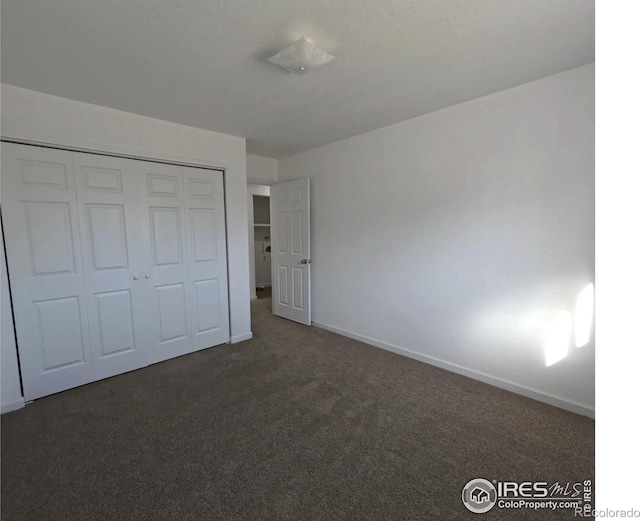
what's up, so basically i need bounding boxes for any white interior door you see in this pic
[1,143,94,400]
[183,166,230,350]
[73,152,150,380]
[135,160,192,364]
[270,178,311,325]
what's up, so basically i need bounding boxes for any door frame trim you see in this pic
[0,136,226,172]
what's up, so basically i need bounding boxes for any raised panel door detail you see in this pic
[156,283,187,343]
[87,204,128,270]
[72,151,148,383]
[187,179,215,199]
[4,143,95,400]
[278,266,289,305]
[292,267,304,310]
[291,210,303,255]
[277,212,288,254]
[25,202,76,276]
[194,279,220,333]
[147,174,180,197]
[35,296,85,371]
[19,160,68,188]
[95,290,135,357]
[270,178,310,326]
[5,145,231,398]
[191,209,217,262]
[150,207,182,266]
[83,167,123,193]
[182,166,229,350]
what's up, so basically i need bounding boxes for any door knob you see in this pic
[133,275,140,280]
[301,259,310,264]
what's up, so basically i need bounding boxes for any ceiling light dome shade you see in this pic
[267,37,335,74]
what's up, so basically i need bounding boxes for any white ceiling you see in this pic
[1,0,594,158]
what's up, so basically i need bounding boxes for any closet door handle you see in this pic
[133,275,140,280]
[145,274,151,279]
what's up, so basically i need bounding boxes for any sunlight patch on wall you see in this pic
[575,283,594,348]
[544,311,572,367]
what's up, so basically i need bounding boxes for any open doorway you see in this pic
[248,179,311,325]
[247,184,272,314]
[253,195,271,300]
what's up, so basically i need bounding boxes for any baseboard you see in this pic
[1,397,25,414]
[312,321,595,419]
[230,332,253,343]
[250,295,258,301]
[256,283,272,289]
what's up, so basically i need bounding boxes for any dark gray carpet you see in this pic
[1,298,594,520]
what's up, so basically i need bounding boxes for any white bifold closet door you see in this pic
[73,152,150,381]
[2,145,94,399]
[135,160,230,364]
[1,142,229,401]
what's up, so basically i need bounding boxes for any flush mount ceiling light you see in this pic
[267,36,335,74]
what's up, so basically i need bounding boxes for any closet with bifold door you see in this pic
[1,142,230,401]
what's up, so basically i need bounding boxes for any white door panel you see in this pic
[136,161,192,364]
[271,178,311,325]
[183,167,229,350]
[1,143,93,400]
[2,143,231,399]
[73,152,149,379]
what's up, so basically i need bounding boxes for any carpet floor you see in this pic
[1,298,594,520]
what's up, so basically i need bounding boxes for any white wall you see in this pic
[247,184,271,300]
[279,64,595,417]
[247,154,278,185]
[1,84,253,345]
[1,234,24,413]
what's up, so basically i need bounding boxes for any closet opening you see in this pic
[1,141,231,400]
